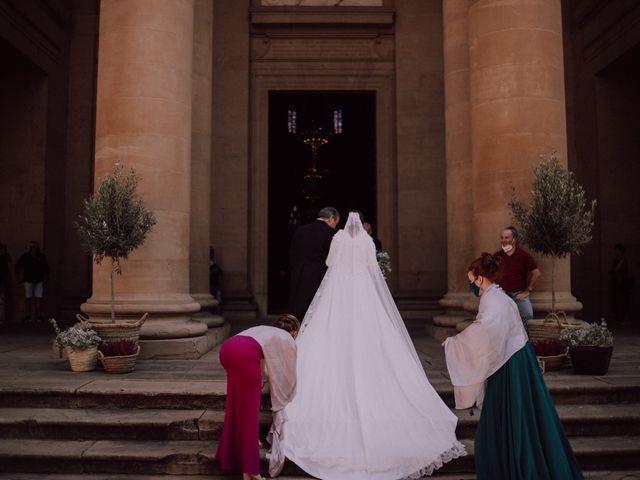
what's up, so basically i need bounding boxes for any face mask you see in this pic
[469,281,481,297]
[502,244,513,253]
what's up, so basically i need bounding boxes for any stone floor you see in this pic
[0,319,639,479]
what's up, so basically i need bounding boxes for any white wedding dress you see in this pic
[281,213,466,480]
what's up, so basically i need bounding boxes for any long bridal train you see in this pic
[281,212,466,480]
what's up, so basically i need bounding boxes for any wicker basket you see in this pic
[527,312,587,342]
[98,345,140,374]
[537,349,569,372]
[65,345,98,372]
[77,313,147,343]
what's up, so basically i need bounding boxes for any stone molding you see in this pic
[251,34,394,61]
[0,0,70,67]
[250,6,394,26]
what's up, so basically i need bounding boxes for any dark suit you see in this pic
[288,219,336,322]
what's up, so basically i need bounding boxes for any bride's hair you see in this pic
[275,314,300,333]
[349,210,364,223]
[468,252,502,281]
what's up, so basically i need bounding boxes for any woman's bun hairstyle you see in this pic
[275,314,301,333]
[468,252,503,281]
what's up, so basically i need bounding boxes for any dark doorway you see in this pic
[268,91,376,313]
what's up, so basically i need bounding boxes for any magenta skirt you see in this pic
[215,335,264,474]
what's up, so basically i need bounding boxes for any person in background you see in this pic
[0,242,11,323]
[494,226,540,324]
[444,253,583,480]
[363,221,382,252]
[209,246,223,304]
[14,241,50,322]
[611,243,633,325]
[288,207,339,322]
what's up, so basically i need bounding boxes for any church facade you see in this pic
[0,0,638,356]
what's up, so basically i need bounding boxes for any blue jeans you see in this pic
[508,291,533,323]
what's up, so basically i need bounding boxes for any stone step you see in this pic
[0,408,268,442]
[0,473,638,480]
[454,403,640,438]
[2,403,639,443]
[0,475,478,480]
[2,378,639,410]
[0,436,639,476]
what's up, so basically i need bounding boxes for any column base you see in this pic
[191,292,225,328]
[434,292,474,327]
[81,294,204,340]
[139,323,231,360]
[531,291,583,318]
[428,292,475,341]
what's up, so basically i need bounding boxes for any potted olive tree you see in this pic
[75,164,156,341]
[509,153,596,322]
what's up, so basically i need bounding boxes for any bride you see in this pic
[280,212,466,480]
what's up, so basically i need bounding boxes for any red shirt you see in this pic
[494,248,538,292]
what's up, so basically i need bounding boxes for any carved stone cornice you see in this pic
[251,33,394,61]
[0,0,71,66]
[250,6,394,27]
[569,0,640,72]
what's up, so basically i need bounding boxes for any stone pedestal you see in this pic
[468,0,581,317]
[82,0,207,358]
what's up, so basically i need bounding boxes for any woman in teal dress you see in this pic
[443,253,583,480]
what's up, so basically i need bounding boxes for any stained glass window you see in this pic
[288,106,297,134]
[333,107,343,134]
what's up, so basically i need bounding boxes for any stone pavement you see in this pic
[0,319,639,479]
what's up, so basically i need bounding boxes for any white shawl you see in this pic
[238,326,297,477]
[443,284,528,409]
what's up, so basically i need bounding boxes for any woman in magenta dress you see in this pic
[215,314,299,480]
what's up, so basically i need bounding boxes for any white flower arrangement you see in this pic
[377,251,391,279]
[50,318,102,350]
[559,321,613,348]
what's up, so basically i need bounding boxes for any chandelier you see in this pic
[288,105,343,180]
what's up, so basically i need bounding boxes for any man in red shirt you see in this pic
[494,227,541,323]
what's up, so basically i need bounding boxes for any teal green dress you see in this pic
[475,343,583,480]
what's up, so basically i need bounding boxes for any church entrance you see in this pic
[267,91,377,313]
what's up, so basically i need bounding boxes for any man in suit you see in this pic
[288,207,340,322]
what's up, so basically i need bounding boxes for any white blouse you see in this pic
[443,283,528,409]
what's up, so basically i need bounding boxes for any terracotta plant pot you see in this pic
[569,345,613,375]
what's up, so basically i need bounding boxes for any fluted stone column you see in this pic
[467,0,581,316]
[189,0,227,339]
[431,0,475,340]
[83,0,209,358]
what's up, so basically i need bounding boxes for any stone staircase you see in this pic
[1,381,640,479]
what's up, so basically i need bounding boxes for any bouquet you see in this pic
[377,251,391,279]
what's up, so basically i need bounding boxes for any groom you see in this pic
[288,207,340,322]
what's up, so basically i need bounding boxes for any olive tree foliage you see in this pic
[76,164,157,321]
[509,153,596,313]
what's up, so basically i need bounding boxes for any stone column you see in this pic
[189,0,227,338]
[83,0,209,358]
[468,0,581,316]
[431,0,475,340]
